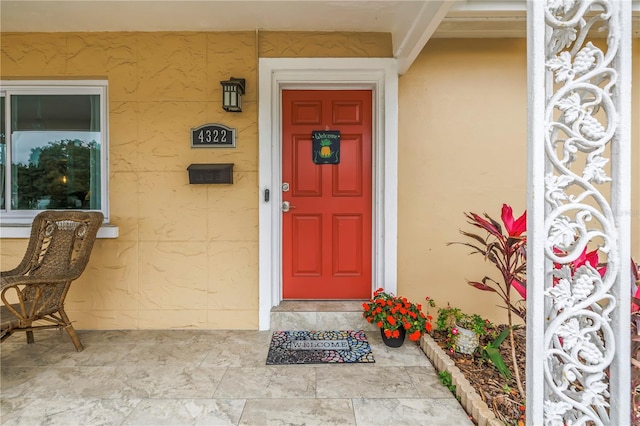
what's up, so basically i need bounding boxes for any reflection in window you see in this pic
[8,94,102,211]
[1,96,5,210]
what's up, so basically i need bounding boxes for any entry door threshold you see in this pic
[270,301,376,331]
[272,300,365,313]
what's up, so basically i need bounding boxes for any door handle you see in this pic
[282,201,296,213]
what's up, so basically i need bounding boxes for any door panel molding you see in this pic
[282,89,371,299]
[258,58,399,330]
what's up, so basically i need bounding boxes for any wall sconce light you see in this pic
[220,77,245,112]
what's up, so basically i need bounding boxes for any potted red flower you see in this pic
[362,288,434,347]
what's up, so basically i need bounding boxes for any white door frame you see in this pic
[258,58,398,330]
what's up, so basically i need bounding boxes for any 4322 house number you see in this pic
[199,128,228,143]
[190,123,237,148]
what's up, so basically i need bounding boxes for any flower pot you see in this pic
[455,325,479,354]
[380,327,406,348]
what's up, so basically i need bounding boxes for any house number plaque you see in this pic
[191,123,237,148]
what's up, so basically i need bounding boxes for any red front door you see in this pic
[282,90,372,299]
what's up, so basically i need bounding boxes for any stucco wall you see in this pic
[398,38,640,323]
[0,32,636,329]
[0,31,391,329]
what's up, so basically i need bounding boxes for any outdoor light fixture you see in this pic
[220,77,245,112]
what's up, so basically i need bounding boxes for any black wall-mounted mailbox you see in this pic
[187,163,234,184]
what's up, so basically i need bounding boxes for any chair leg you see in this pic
[26,330,34,344]
[59,308,84,352]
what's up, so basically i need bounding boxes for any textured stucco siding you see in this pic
[0,31,391,329]
[0,33,636,329]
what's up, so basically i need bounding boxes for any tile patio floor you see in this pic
[1,327,473,425]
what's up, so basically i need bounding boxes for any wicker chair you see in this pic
[1,211,103,351]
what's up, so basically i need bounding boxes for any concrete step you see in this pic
[270,301,377,332]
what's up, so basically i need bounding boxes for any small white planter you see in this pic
[455,325,479,354]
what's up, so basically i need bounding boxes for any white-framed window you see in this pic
[0,80,109,225]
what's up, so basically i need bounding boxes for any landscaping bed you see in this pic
[425,326,526,425]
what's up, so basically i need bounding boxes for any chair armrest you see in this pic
[1,277,69,323]
[1,267,30,278]
[1,275,68,291]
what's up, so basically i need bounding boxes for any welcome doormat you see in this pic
[266,330,375,365]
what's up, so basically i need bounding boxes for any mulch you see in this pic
[430,326,526,425]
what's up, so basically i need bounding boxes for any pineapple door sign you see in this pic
[312,130,340,164]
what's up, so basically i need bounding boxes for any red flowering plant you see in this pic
[362,288,435,342]
[449,203,527,397]
[630,258,639,424]
[449,203,527,322]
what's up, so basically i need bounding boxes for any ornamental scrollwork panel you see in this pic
[542,0,621,424]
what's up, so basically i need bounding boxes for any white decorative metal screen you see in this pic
[527,1,631,425]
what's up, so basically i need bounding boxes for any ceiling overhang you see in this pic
[1,1,638,75]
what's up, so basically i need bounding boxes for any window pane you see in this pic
[1,96,5,210]
[10,95,101,210]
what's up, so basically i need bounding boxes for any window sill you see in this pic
[1,224,119,239]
